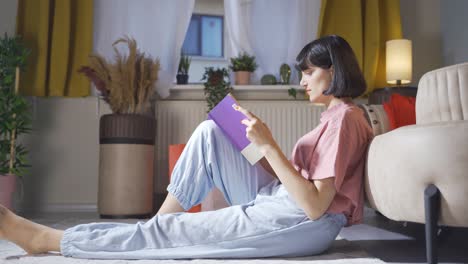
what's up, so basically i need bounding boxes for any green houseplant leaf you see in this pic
[0,34,32,177]
[177,52,191,75]
[0,33,30,90]
[229,52,258,72]
[202,67,232,112]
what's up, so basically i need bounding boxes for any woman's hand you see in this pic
[236,106,276,154]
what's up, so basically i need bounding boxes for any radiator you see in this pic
[154,100,325,194]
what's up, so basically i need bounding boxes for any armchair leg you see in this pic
[424,184,440,264]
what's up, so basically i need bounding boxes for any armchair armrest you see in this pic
[365,121,468,227]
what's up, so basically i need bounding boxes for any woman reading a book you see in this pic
[0,35,373,259]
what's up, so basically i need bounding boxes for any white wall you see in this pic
[400,0,468,82]
[0,0,17,35]
[440,0,468,65]
[400,0,443,86]
[19,98,107,212]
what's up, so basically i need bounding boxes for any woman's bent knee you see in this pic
[197,120,217,131]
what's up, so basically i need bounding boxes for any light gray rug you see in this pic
[0,217,385,264]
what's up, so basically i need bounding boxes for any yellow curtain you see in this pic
[16,0,93,97]
[318,0,402,95]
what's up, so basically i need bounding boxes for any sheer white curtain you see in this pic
[93,0,195,98]
[225,0,321,84]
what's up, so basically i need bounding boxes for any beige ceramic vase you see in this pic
[98,114,155,219]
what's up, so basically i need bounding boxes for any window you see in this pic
[182,14,224,58]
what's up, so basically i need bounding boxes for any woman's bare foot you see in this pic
[0,204,62,254]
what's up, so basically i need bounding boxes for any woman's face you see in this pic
[300,65,333,104]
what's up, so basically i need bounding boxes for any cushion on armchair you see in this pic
[383,93,416,130]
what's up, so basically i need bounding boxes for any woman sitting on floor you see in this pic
[0,35,373,260]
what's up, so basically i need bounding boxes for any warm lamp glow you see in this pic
[386,39,412,85]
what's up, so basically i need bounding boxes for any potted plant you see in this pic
[202,67,232,112]
[280,63,291,84]
[79,36,160,218]
[0,34,31,212]
[176,52,191,84]
[229,52,258,85]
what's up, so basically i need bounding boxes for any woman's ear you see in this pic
[329,65,334,77]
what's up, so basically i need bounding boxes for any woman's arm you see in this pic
[237,106,336,220]
[259,157,278,179]
[263,142,336,220]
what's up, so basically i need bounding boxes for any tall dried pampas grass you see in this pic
[79,36,160,114]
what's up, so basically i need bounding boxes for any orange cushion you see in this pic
[168,144,201,213]
[383,93,416,130]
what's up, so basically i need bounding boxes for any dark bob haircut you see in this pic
[295,35,366,98]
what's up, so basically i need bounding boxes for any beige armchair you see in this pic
[362,62,468,264]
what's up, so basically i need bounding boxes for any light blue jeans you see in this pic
[60,120,347,259]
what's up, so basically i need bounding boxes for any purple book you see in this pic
[207,93,264,165]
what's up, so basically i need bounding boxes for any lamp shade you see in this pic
[386,39,412,85]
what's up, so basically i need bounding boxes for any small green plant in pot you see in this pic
[229,52,258,85]
[0,33,32,211]
[202,67,232,112]
[280,63,291,84]
[176,52,191,84]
